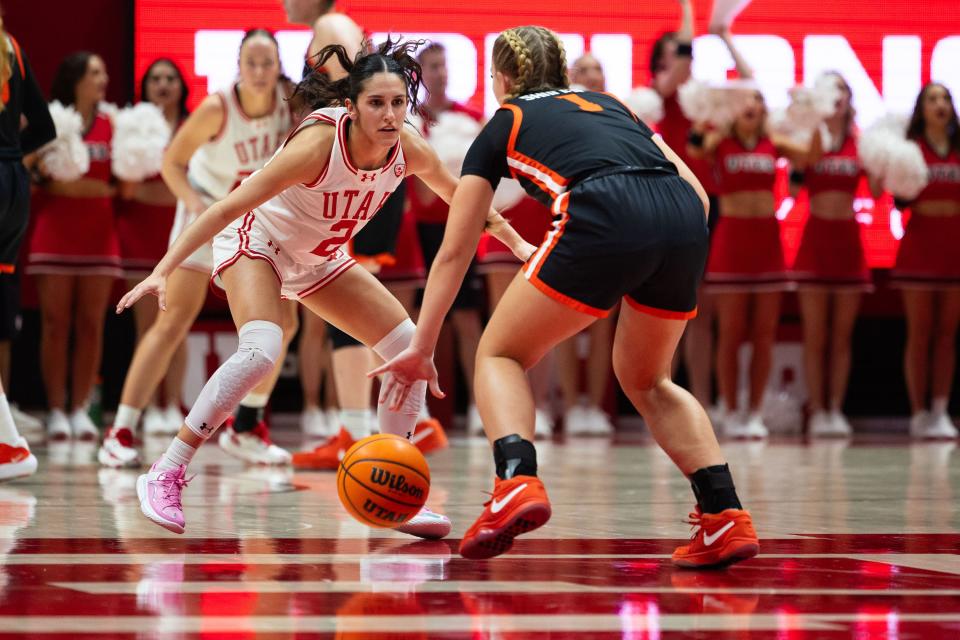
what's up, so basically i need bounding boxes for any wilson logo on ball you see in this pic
[370,467,425,500]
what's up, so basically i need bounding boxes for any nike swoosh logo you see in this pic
[702,520,735,546]
[490,483,527,514]
[409,427,433,445]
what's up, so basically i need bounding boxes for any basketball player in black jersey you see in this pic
[373,26,759,568]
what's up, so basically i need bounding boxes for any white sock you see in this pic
[157,437,197,471]
[418,403,431,421]
[240,392,270,409]
[932,397,949,416]
[341,409,373,440]
[115,404,142,430]
[0,394,21,446]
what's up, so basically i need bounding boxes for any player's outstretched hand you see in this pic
[369,347,444,412]
[116,271,168,314]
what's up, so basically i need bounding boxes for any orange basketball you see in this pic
[337,434,430,528]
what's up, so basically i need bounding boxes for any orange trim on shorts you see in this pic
[527,192,570,281]
[624,297,698,320]
[527,271,610,318]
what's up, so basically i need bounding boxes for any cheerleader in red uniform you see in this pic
[115,59,190,434]
[690,88,806,438]
[891,83,960,439]
[791,72,876,437]
[29,52,120,440]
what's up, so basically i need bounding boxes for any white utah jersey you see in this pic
[188,83,292,200]
[252,107,408,266]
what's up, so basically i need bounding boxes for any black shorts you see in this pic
[416,222,480,310]
[0,161,30,272]
[524,167,708,319]
[351,180,405,260]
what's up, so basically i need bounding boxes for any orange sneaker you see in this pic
[409,418,448,455]
[292,427,356,470]
[459,475,551,560]
[671,507,759,569]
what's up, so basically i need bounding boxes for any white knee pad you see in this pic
[373,319,426,437]
[185,320,282,439]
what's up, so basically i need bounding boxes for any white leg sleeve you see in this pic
[373,319,426,438]
[184,320,282,440]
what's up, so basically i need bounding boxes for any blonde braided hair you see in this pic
[493,26,569,101]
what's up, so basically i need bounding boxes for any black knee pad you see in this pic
[329,324,362,350]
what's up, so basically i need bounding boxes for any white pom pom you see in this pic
[492,178,525,212]
[427,111,483,176]
[111,102,172,181]
[858,113,910,179]
[41,101,90,181]
[623,87,664,127]
[678,79,713,124]
[884,139,929,200]
[811,74,842,118]
[98,101,120,123]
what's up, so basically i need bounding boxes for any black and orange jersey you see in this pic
[0,35,55,161]
[461,88,673,207]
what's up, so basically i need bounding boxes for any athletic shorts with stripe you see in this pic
[211,211,356,301]
[524,167,708,319]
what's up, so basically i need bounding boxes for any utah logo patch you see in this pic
[394,163,406,178]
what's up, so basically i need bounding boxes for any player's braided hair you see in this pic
[493,26,569,101]
[291,36,425,115]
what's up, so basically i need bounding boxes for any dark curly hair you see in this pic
[291,36,424,115]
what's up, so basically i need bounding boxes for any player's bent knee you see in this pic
[183,320,282,440]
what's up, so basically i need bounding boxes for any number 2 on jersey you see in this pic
[310,219,358,258]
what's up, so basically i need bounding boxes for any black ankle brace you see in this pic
[690,463,743,514]
[493,434,538,480]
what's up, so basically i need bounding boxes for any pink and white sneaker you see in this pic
[395,506,452,540]
[136,463,191,534]
[98,427,140,468]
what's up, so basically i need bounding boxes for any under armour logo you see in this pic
[360,172,376,182]
[274,246,280,255]
[199,422,212,433]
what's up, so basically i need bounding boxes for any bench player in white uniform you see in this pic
[98,29,297,468]
[118,39,534,538]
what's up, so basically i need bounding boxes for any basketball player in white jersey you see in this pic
[282,0,446,457]
[98,29,297,468]
[119,39,533,539]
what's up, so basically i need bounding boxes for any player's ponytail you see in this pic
[291,37,425,115]
[493,26,569,101]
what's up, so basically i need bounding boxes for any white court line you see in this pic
[0,613,859,633]
[8,552,960,568]
[48,580,960,596]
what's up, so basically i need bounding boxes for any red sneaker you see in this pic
[0,438,38,481]
[409,418,448,455]
[292,427,356,470]
[672,507,759,569]
[459,476,551,560]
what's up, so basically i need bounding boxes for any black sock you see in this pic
[234,405,265,434]
[690,464,743,514]
[493,434,538,480]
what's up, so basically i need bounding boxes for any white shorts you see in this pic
[170,199,215,272]
[211,211,357,301]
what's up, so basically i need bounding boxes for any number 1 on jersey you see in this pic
[556,94,604,112]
